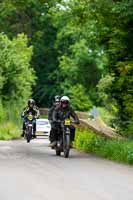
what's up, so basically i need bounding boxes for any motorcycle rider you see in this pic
[49,96,80,147]
[48,95,61,122]
[21,99,40,138]
[48,95,61,145]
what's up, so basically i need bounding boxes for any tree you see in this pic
[50,0,106,105]
[0,33,35,104]
[0,0,62,106]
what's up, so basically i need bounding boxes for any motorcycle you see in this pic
[24,113,35,143]
[54,118,73,158]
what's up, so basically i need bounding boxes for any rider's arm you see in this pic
[34,106,40,119]
[52,108,59,123]
[21,107,28,118]
[36,109,40,119]
[70,108,80,124]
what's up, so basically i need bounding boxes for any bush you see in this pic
[0,33,36,104]
[0,99,6,122]
[97,107,115,127]
[0,101,22,140]
[68,84,92,111]
[74,129,133,164]
[0,122,20,140]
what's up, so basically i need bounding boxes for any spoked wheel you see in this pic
[63,134,70,158]
[55,141,62,156]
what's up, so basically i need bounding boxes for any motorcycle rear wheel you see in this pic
[56,149,61,156]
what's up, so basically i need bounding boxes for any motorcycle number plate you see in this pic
[28,115,33,120]
[64,119,71,125]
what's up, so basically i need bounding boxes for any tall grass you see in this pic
[74,128,133,165]
[5,103,22,127]
[0,122,20,140]
[0,102,22,140]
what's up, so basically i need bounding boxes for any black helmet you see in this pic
[28,99,35,107]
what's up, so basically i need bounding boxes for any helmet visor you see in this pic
[61,100,69,105]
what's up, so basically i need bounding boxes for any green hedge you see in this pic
[74,129,133,164]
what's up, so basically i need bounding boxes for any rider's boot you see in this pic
[48,141,56,147]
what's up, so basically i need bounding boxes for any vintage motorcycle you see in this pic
[24,113,35,143]
[54,118,73,158]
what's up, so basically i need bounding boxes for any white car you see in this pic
[36,119,51,136]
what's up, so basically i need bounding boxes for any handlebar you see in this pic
[24,115,37,119]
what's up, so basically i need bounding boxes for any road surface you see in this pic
[0,138,133,200]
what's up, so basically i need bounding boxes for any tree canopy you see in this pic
[0,33,35,104]
[0,0,133,135]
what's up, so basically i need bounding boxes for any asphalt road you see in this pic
[0,138,133,200]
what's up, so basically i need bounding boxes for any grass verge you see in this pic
[74,128,133,165]
[0,122,20,140]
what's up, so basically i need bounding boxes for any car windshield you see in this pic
[37,121,48,125]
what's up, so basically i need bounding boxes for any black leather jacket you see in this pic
[53,105,80,124]
[48,105,56,121]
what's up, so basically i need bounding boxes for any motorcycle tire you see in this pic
[26,127,32,143]
[26,134,30,143]
[56,149,61,156]
[63,134,70,158]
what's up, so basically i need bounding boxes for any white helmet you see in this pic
[61,96,70,102]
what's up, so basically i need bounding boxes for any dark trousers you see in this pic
[70,125,75,141]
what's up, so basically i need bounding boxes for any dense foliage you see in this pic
[0,0,133,136]
[0,33,35,105]
[0,0,102,108]
[0,32,35,137]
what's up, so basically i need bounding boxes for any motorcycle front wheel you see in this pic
[26,126,32,143]
[63,134,70,158]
